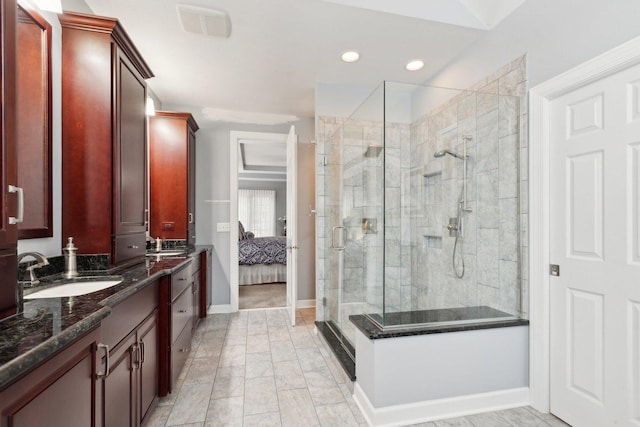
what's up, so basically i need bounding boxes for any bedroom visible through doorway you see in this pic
[230,129,297,313]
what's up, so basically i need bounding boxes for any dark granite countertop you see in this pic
[0,246,212,390]
[350,306,529,340]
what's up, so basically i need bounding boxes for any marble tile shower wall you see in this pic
[409,55,527,316]
[315,55,528,329]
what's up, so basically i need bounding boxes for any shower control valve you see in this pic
[447,217,459,237]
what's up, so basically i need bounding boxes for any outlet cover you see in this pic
[217,222,230,232]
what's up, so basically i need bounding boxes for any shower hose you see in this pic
[452,200,465,278]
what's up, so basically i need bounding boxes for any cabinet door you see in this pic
[0,0,17,251]
[138,311,158,424]
[113,47,146,238]
[103,333,136,427]
[187,129,196,247]
[0,327,100,427]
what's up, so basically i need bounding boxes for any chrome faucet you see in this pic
[17,252,49,286]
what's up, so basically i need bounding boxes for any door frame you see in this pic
[229,130,291,312]
[529,35,640,413]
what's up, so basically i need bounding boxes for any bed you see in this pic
[239,236,287,285]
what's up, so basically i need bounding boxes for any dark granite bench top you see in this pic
[350,306,529,340]
[0,246,212,389]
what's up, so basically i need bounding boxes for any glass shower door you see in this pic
[323,83,385,353]
[323,125,349,353]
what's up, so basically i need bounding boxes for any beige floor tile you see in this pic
[245,352,274,379]
[204,396,243,426]
[144,404,172,426]
[244,376,279,416]
[243,412,282,426]
[270,340,297,362]
[273,360,307,391]
[277,388,320,426]
[166,383,213,426]
[211,367,245,399]
[218,344,246,368]
[183,357,218,385]
[246,333,271,353]
[315,402,359,427]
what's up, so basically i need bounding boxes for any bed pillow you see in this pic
[238,221,247,240]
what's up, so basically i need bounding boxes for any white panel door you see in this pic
[286,125,298,326]
[550,63,640,427]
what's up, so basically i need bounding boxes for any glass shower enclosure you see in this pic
[319,81,523,356]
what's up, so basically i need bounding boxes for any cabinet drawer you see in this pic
[171,264,192,299]
[171,323,192,387]
[102,281,158,350]
[114,233,146,265]
[172,287,193,343]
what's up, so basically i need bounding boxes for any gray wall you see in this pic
[169,116,316,306]
[238,180,287,237]
[425,0,640,91]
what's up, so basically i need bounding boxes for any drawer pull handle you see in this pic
[140,341,145,363]
[8,185,24,224]
[128,245,139,249]
[179,309,187,313]
[180,348,190,353]
[96,343,110,378]
[178,278,187,281]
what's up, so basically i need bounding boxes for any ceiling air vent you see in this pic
[176,5,231,38]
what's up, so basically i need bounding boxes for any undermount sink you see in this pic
[145,251,186,257]
[24,277,123,299]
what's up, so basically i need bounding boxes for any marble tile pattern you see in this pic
[0,246,212,389]
[315,54,528,341]
[146,308,565,427]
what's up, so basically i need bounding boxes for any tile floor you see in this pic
[145,307,570,427]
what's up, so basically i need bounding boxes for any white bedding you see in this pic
[239,263,286,285]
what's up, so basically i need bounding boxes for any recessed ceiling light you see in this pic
[406,60,425,71]
[341,51,360,63]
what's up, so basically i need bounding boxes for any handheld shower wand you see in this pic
[433,135,473,278]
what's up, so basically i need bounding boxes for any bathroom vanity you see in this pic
[0,247,211,427]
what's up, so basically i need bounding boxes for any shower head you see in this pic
[364,145,383,158]
[434,149,465,160]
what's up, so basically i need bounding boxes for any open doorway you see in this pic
[229,129,297,313]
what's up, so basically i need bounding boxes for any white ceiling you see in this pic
[81,0,526,121]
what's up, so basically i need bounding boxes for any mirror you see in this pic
[16,5,53,239]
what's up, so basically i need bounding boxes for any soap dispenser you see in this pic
[63,237,78,279]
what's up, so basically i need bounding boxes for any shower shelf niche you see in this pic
[422,162,442,177]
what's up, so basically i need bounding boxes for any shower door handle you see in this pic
[331,226,346,250]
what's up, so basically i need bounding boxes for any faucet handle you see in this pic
[24,264,42,285]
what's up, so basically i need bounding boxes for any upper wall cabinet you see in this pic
[149,112,199,247]
[16,5,52,239]
[59,12,154,267]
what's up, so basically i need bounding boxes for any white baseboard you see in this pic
[208,304,232,314]
[296,299,315,308]
[353,383,530,427]
[208,301,315,314]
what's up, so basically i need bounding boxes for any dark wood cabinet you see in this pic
[0,327,101,427]
[102,312,158,427]
[149,112,199,246]
[59,12,153,267]
[100,281,159,427]
[0,0,18,318]
[16,5,52,240]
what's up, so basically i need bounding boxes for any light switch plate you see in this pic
[217,222,230,232]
